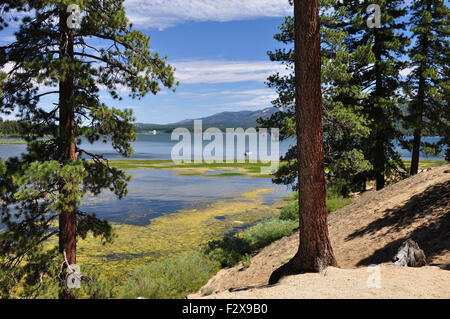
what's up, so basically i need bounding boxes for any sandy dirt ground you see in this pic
[201,264,449,299]
[189,164,450,299]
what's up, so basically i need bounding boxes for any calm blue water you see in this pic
[0,134,444,229]
[0,134,444,161]
[80,169,290,226]
[0,167,290,228]
[394,136,446,160]
[0,134,293,228]
[0,133,294,160]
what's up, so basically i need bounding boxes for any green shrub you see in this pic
[283,192,298,201]
[123,213,302,299]
[203,236,252,267]
[121,251,220,299]
[279,200,299,220]
[326,196,353,212]
[204,218,297,267]
[241,254,252,269]
[279,192,353,221]
[201,286,214,296]
[243,218,298,249]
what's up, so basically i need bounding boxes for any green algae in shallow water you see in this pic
[402,159,447,169]
[205,173,246,177]
[69,188,280,283]
[0,139,26,144]
[108,159,281,178]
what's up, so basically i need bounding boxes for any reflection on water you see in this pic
[80,169,290,226]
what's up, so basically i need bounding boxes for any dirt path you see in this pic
[189,164,450,298]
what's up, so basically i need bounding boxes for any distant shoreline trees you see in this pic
[0,119,24,137]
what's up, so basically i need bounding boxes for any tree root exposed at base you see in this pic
[268,253,338,285]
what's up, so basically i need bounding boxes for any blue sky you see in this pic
[0,0,293,124]
[2,1,448,124]
[125,17,289,124]
[119,0,293,124]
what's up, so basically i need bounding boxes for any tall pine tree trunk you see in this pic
[410,128,422,175]
[58,8,77,297]
[269,0,337,285]
[410,77,425,176]
[374,30,385,190]
[410,31,428,176]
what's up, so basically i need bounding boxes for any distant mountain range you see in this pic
[134,107,278,132]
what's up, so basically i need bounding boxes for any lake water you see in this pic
[80,169,290,227]
[0,134,444,229]
[395,136,447,160]
[0,133,293,229]
[0,134,445,161]
[0,133,294,160]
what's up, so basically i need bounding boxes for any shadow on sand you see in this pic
[345,180,449,266]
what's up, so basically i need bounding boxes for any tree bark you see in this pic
[374,139,385,190]
[269,0,337,285]
[373,30,385,191]
[410,16,429,176]
[58,8,77,298]
[410,128,422,175]
[410,72,426,176]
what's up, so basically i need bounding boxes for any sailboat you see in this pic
[152,130,157,135]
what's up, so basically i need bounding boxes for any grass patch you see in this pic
[177,172,203,176]
[206,173,245,177]
[204,218,298,267]
[326,196,353,212]
[243,218,298,250]
[108,159,280,178]
[279,191,353,221]
[201,286,214,296]
[122,216,298,298]
[121,251,220,299]
[120,194,305,298]
[279,200,299,221]
[204,236,251,267]
[0,139,26,145]
[402,159,447,169]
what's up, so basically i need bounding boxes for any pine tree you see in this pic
[404,0,449,175]
[260,0,371,196]
[269,0,337,284]
[0,1,175,298]
[338,0,410,190]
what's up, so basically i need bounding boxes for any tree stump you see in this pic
[393,239,426,267]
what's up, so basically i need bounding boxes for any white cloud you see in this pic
[173,60,286,84]
[179,88,278,109]
[124,0,291,29]
[223,93,277,108]
[400,66,417,77]
[1,62,15,74]
[224,89,276,98]
[216,89,277,108]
